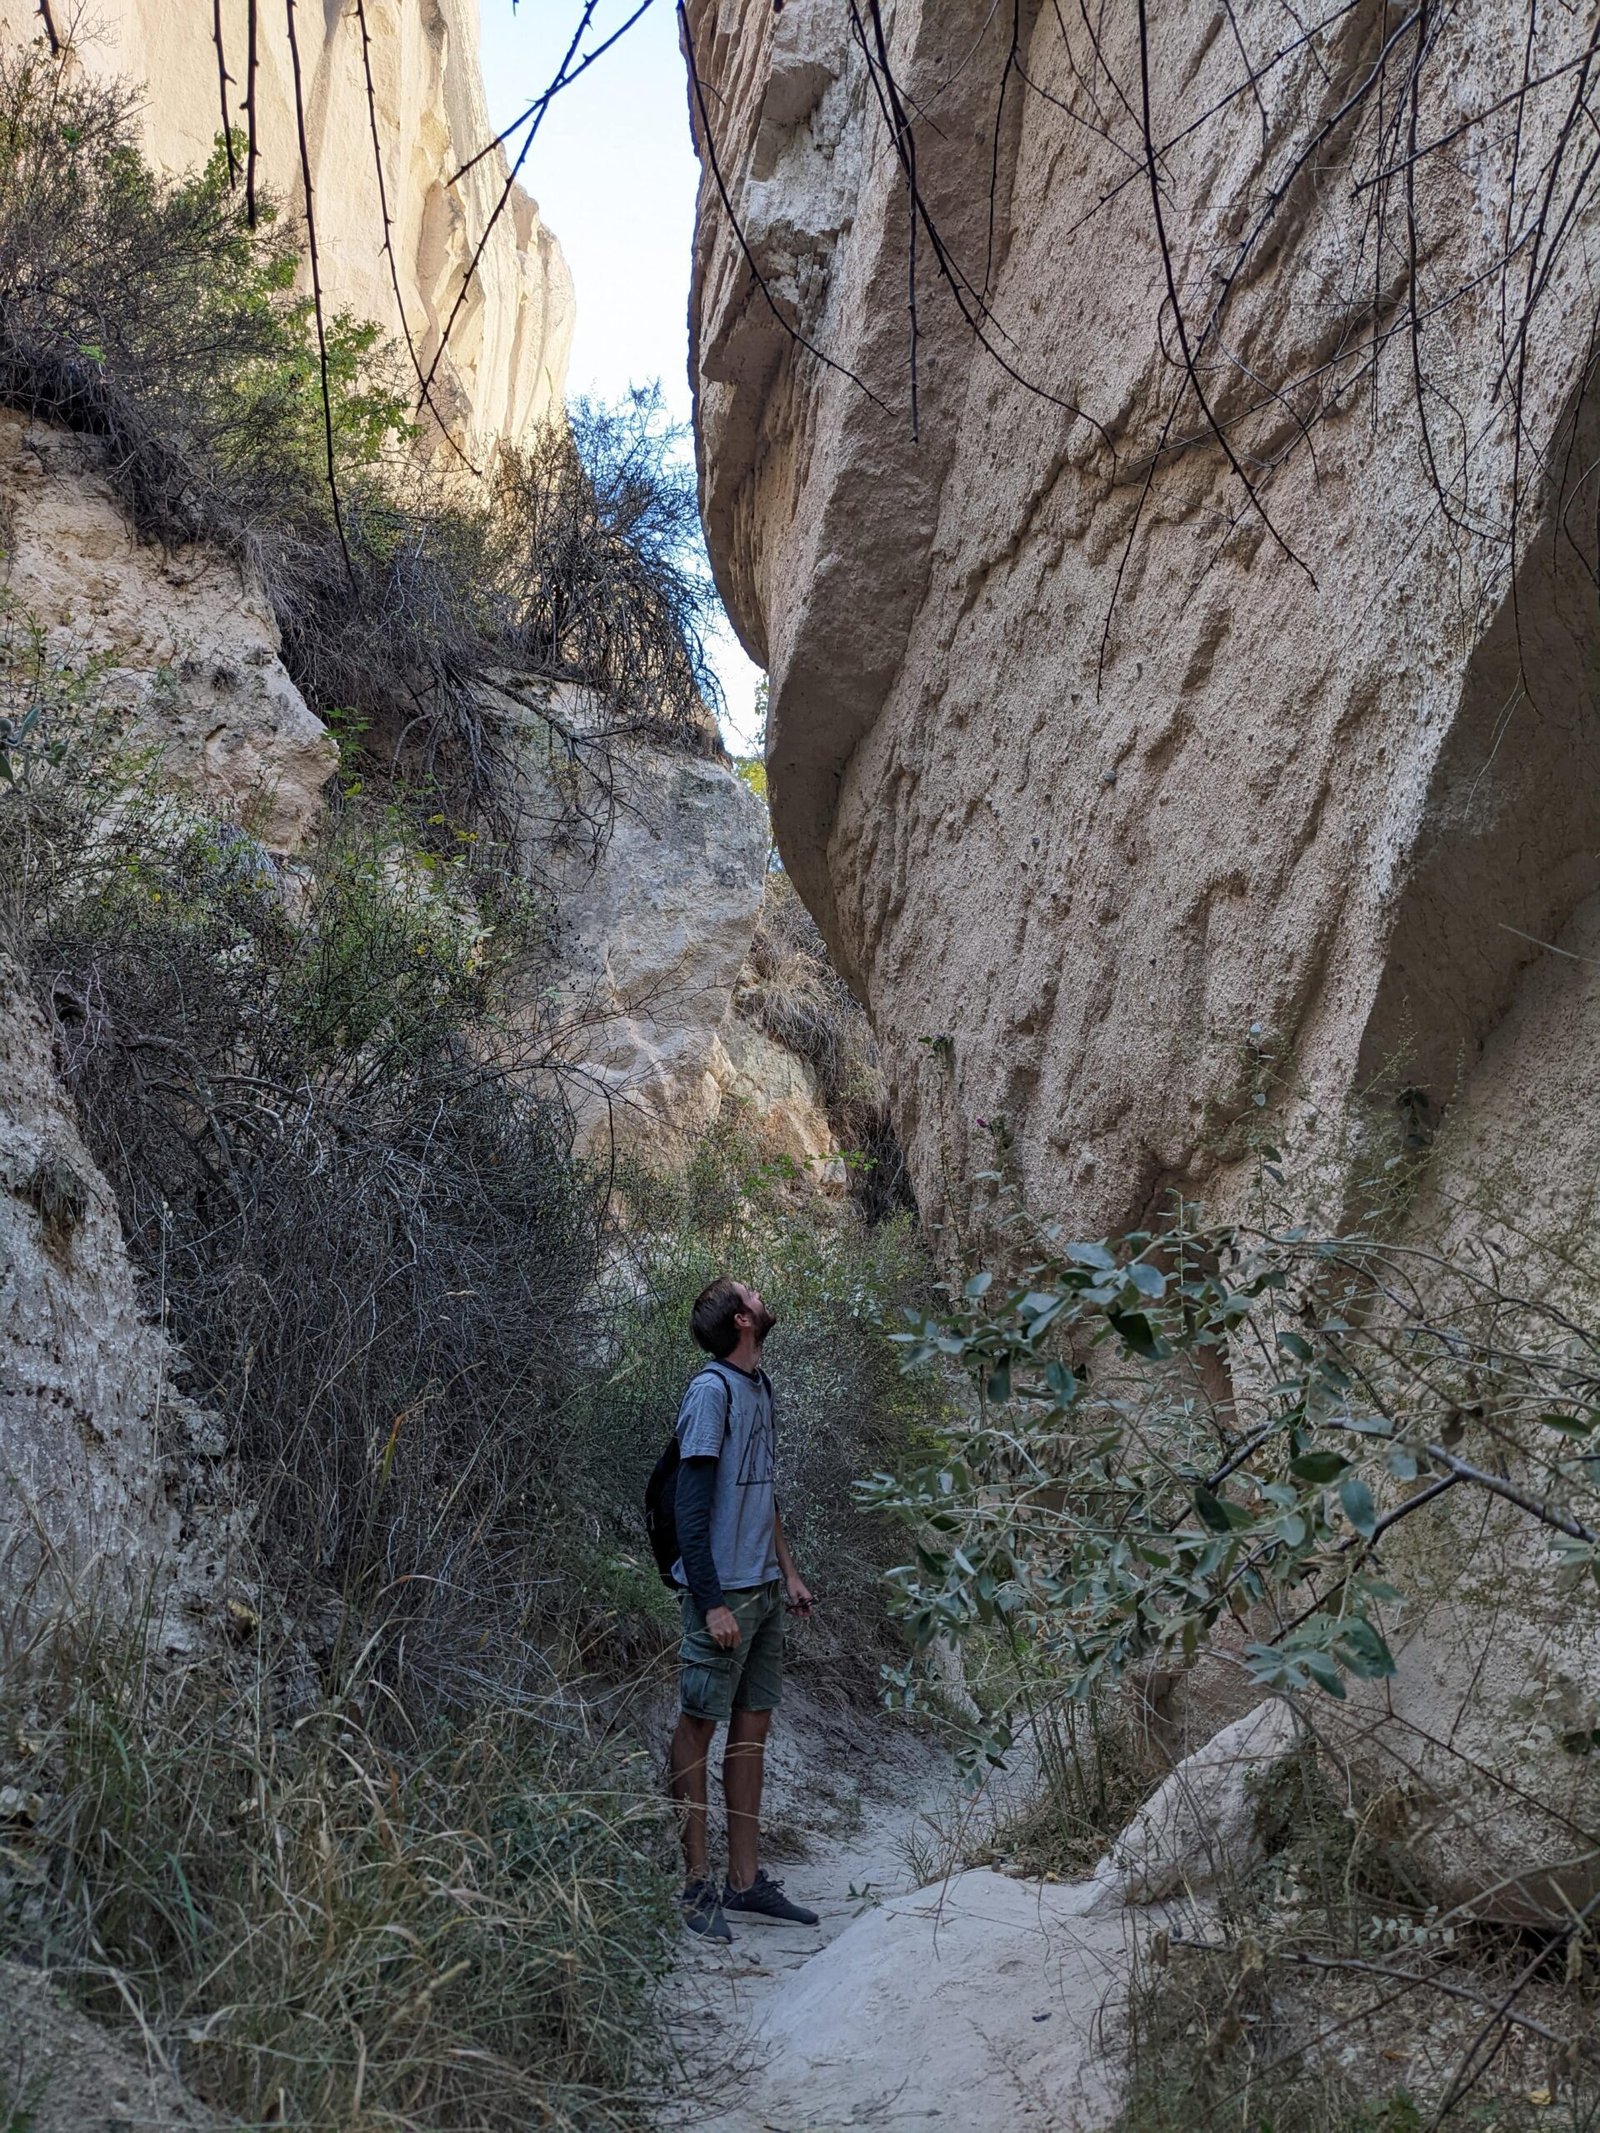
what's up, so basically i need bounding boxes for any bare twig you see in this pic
[282,0,352,581]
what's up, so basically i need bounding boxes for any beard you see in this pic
[750,1301,777,1343]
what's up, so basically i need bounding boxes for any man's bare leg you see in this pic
[668,1712,717,1881]
[723,1706,772,1892]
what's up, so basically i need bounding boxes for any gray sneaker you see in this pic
[721,1869,819,1926]
[680,1876,732,1942]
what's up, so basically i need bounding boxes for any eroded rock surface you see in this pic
[0,1960,218,2131]
[481,674,841,1174]
[1095,1699,1300,1907]
[688,0,1600,1243]
[0,0,571,453]
[1,412,334,852]
[0,945,183,1612]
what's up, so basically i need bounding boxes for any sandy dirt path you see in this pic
[658,1696,1139,2133]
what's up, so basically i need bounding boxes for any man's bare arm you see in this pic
[773,1506,813,1615]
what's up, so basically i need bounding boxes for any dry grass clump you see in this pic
[1110,1742,1600,2132]
[964,1683,1162,1880]
[0,1613,674,2131]
[735,873,909,1219]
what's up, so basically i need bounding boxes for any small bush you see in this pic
[485,389,725,742]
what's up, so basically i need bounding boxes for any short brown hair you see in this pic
[691,1276,744,1358]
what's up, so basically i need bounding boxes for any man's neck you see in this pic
[723,1337,763,1375]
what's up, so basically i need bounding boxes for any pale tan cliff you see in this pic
[688,0,1600,1244]
[686,2,1600,1912]
[0,0,572,452]
[0,412,336,851]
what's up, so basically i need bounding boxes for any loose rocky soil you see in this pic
[0,1960,218,2132]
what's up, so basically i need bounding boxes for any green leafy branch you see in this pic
[862,1206,1600,1727]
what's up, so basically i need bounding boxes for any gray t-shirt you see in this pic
[672,1360,779,1593]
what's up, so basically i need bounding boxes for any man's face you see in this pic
[736,1282,777,1342]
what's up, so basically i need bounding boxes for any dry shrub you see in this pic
[3,712,611,1711]
[0,47,718,831]
[1101,1733,1599,2131]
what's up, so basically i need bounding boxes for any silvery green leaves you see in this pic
[866,1208,1600,1722]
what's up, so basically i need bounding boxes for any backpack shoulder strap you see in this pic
[696,1361,736,1439]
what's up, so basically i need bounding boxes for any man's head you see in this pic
[690,1275,777,1358]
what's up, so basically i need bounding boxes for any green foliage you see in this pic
[0,51,409,536]
[865,1195,1600,1740]
[0,52,718,831]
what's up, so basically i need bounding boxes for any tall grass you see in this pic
[0,1611,674,2131]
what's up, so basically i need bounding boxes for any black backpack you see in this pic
[644,1364,734,1589]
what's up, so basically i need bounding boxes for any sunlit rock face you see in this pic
[478,676,843,1180]
[0,413,335,851]
[686,1,1600,1916]
[0,0,572,453]
[686,0,1600,1242]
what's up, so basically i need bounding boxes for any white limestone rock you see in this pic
[1095,1700,1300,1905]
[0,414,334,853]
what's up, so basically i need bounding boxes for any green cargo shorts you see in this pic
[678,1582,785,1722]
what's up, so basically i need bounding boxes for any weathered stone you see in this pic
[0,945,180,1612]
[712,1012,846,1189]
[0,413,334,852]
[686,0,1600,1247]
[1095,1699,1300,1905]
[476,673,847,1173]
[0,1959,218,2130]
[549,733,769,1164]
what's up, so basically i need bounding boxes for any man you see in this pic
[668,1274,820,1942]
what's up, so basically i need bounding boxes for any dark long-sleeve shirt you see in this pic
[674,1455,723,1611]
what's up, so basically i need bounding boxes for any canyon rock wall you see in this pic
[481,672,842,1177]
[688,0,1600,1244]
[0,0,571,453]
[0,412,336,851]
[687,2,1600,1912]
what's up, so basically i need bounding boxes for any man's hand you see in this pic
[784,1571,814,1618]
[706,1605,741,1650]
